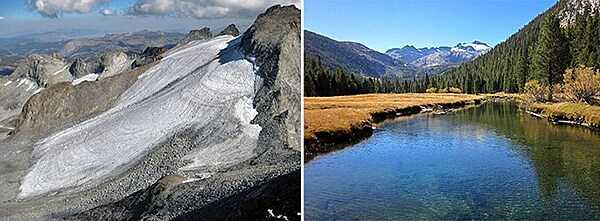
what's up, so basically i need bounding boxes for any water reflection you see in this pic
[452,103,600,204]
[305,102,600,220]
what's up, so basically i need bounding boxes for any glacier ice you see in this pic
[19,36,261,198]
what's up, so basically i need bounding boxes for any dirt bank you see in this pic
[526,102,600,131]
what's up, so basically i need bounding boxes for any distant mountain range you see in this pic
[304,30,416,78]
[386,41,491,73]
[305,30,491,78]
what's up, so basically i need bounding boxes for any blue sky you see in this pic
[305,0,558,52]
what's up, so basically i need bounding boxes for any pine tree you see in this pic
[531,13,569,93]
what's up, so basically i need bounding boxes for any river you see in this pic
[304,102,600,220]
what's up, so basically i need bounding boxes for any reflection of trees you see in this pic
[452,102,600,204]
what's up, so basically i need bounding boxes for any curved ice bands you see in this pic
[19,36,261,198]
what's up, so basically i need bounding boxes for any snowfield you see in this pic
[72,74,99,85]
[19,36,261,198]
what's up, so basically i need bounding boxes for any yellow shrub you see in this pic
[562,67,600,104]
[426,88,438,93]
[524,80,550,103]
[448,87,462,93]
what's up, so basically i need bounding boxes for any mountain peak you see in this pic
[471,40,489,46]
[403,45,417,50]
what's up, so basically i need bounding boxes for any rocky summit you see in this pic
[177,27,213,47]
[218,24,241,37]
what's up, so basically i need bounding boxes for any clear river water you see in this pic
[304,102,600,220]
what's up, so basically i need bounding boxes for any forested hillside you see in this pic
[432,0,600,93]
[304,0,600,96]
[305,57,433,96]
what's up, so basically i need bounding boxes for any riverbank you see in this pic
[304,93,489,161]
[526,102,600,131]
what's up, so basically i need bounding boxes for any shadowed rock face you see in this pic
[67,171,301,221]
[69,58,97,78]
[218,24,241,37]
[132,47,167,68]
[241,4,302,153]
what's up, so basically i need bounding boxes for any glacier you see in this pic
[18,35,261,198]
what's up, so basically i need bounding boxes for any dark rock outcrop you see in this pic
[67,170,300,221]
[69,58,96,78]
[132,47,167,68]
[177,27,213,46]
[218,24,241,37]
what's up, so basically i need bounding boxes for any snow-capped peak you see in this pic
[455,41,491,52]
[386,40,492,72]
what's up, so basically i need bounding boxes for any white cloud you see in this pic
[128,0,299,18]
[27,0,110,18]
[100,8,114,16]
[0,17,5,20]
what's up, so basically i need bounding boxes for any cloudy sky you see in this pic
[0,0,299,37]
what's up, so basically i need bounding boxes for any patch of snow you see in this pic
[50,65,69,76]
[267,209,290,221]
[33,88,44,95]
[17,78,26,87]
[72,74,99,85]
[0,125,15,130]
[461,42,491,52]
[182,173,212,183]
[451,47,467,53]
[26,81,36,91]
[19,36,261,198]
[3,80,12,86]
[182,178,201,184]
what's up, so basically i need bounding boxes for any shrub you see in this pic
[448,87,462,93]
[524,80,550,103]
[562,67,600,104]
[438,88,449,93]
[426,88,438,93]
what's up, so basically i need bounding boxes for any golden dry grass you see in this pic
[304,93,484,140]
[531,102,600,127]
